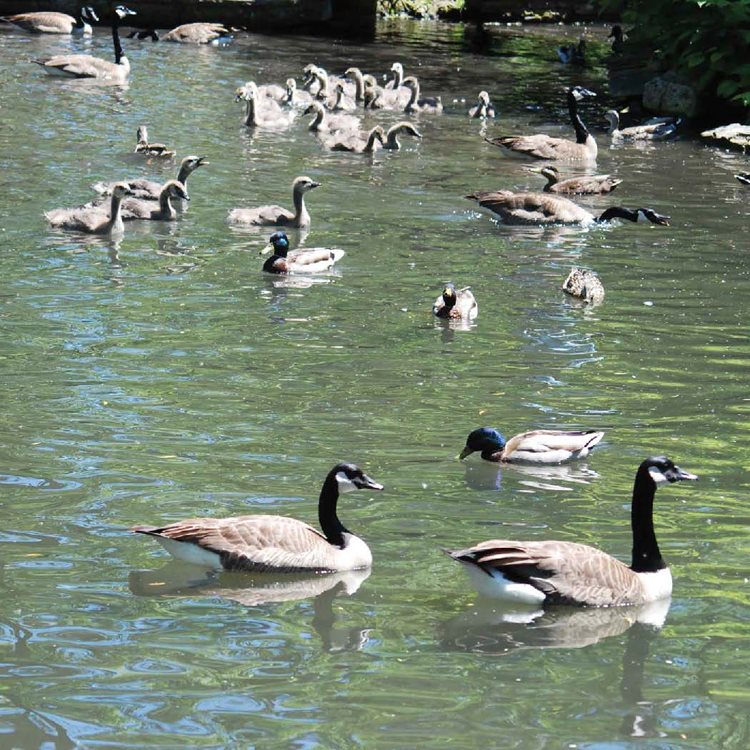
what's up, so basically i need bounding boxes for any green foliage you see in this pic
[601,0,750,106]
[378,0,465,18]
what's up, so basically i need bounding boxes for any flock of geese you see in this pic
[4,6,701,610]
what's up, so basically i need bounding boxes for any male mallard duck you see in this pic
[260,231,345,274]
[539,166,622,195]
[444,456,697,606]
[228,176,321,229]
[45,183,134,235]
[2,5,97,34]
[557,38,586,65]
[468,90,496,119]
[32,5,135,81]
[133,126,175,158]
[459,426,604,464]
[133,462,383,573]
[562,267,605,304]
[605,110,678,142]
[466,190,670,227]
[432,284,478,320]
[161,22,232,44]
[485,86,597,163]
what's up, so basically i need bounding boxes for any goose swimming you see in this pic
[45,182,133,235]
[538,166,622,195]
[161,22,232,45]
[468,90,496,119]
[118,180,190,221]
[403,76,443,114]
[2,5,97,34]
[228,176,321,229]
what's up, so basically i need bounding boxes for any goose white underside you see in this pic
[155,537,224,569]
[459,561,546,604]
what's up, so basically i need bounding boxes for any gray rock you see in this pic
[643,75,697,117]
[700,124,750,151]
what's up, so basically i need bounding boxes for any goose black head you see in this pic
[641,456,698,485]
[331,463,384,494]
[569,85,596,101]
[114,6,137,20]
[636,208,671,226]
[82,6,99,22]
[459,427,506,460]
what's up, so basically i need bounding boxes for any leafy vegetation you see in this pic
[600,0,750,107]
[378,0,464,19]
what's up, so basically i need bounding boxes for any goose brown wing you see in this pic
[136,515,338,572]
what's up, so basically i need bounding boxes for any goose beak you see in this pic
[672,466,698,482]
[197,156,209,166]
[356,474,384,491]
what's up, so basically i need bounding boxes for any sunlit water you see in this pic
[1,18,749,749]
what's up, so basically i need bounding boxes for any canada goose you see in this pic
[381,122,422,150]
[161,22,232,45]
[459,426,604,464]
[469,90,496,119]
[330,83,357,112]
[466,190,670,227]
[486,86,597,163]
[133,462,383,573]
[46,182,133,235]
[119,180,189,221]
[539,166,622,195]
[228,176,321,228]
[319,126,385,153]
[134,126,175,158]
[302,63,323,94]
[260,231,345,274]
[386,61,405,89]
[237,82,294,129]
[562,267,605,304]
[736,173,750,186]
[605,110,679,142]
[444,456,697,606]
[283,78,313,108]
[234,82,284,114]
[32,5,136,81]
[403,76,443,114]
[343,67,367,103]
[304,101,360,134]
[557,38,586,65]
[432,284,478,320]
[92,155,208,200]
[2,5,97,34]
[609,25,625,55]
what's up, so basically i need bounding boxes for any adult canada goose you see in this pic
[134,126,175,158]
[605,110,679,142]
[119,180,189,221]
[557,38,586,65]
[381,122,422,150]
[237,82,293,129]
[92,155,208,200]
[486,86,597,163]
[444,456,697,606]
[609,25,625,55]
[466,190,670,227]
[45,182,133,235]
[2,5,97,34]
[539,166,622,195]
[459,426,604,464]
[161,22,232,45]
[403,76,443,114]
[469,90,496,119]
[319,126,385,153]
[304,101,360,134]
[126,28,159,41]
[432,284,478,320]
[562,267,605,304]
[32,5,136,81]
[228,176,321,229]
[133,462,383,573]
[736,173,750,186]
[260,231,345,274]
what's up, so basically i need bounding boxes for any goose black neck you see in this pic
[567,90,589,144]
[75,15,85,30]
[318,473,350,548]
[597,206,639,223]
[112,13,124,64]
[630,463,665,572]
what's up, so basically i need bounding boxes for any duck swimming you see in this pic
[432,284,478,320]
[260,231,345,274]
[562,267,605,304]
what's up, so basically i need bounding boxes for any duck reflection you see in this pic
[463,459,599,492]
[129,563,372,651]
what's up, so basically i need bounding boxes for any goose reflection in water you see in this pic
[129,563,372,652]
[463,458,599,492]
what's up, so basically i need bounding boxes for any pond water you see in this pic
[1,17,749,749]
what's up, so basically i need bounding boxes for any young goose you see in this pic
[736,173,750,186]
[46,182,133,235]
[119,180,189,221]
[403,76,443,114]
[238,82,294,129]
[319,126,385,153]
[329,82,358,112]
[466,190,671,227]
[32,6,136,81]
[486,86,597,163]
[228,176,321,229]
[2,5,97,34]
[557,37,586,65]
[444,456,698,606]
[605,110,679,142]
[382,122,422,150]
[284,78,314,108]
[386,61,406,89]
[432,284,478,320]
[92,155,208,200]
[304,100,360,134]
[539,166,622,195]
[459,426,604,464]
[134,126,175,158]
[260,231,345,274]
[126,28,159,40]
[133,463,383,573]
[161,22,232,44]
[344,67,367,103]
[469,90,496,119]
[562,267,605,304]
